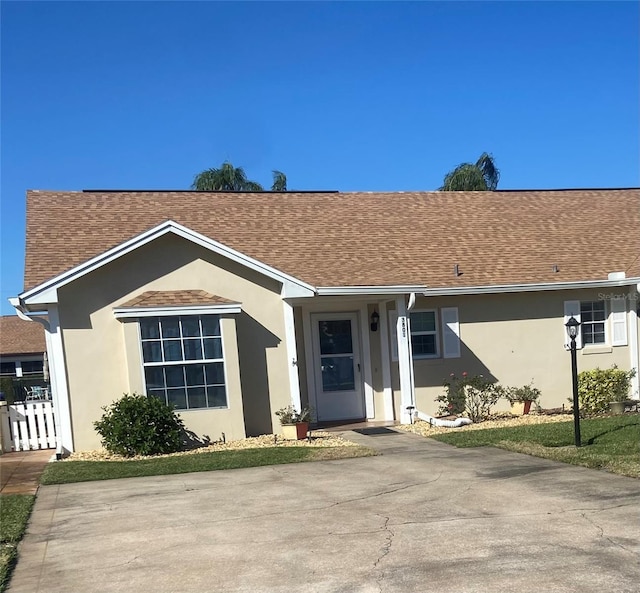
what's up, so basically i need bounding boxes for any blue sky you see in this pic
[1,1,638,315]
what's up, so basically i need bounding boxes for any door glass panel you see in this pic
[321,356,355,392]
[319,320,353,355]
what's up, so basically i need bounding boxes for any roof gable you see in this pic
[20,220,314,305]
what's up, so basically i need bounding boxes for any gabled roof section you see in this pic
[23,188,640,295]
[113,290,241,318]
[20,219,315,305]
[0,315,46,356]
[118,290,236,308]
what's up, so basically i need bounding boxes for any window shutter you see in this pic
[611,298,627,346]
[389,310,398,361]
[441,307,461,358]
[563,300,582,350]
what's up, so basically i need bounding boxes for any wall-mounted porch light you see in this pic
[370,310,380,332]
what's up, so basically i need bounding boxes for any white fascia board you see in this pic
[19,220,316,305]
[422,278,640,297]
[113,303,242,319]
[316,285,427,296]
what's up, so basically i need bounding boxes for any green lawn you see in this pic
[432,414,640,477]
[41,445,375,485]
[0,495,35,593]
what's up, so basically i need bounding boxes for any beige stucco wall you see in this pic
[58,233,292,451]
[390,289,635,418]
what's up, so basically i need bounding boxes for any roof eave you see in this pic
[422,278,640,297]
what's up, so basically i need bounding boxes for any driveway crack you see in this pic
[373,515,394,593]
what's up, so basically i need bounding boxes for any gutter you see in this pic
[422,277,640,297]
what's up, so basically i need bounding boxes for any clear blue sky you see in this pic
[1,1,638,315]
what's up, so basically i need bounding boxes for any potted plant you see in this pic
[505,383,540,416]
[275,405,312,440]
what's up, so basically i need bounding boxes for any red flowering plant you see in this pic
[436,373,467,416]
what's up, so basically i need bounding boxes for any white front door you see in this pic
[311,313,364,422]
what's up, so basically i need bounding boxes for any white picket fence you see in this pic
[1,402,57,452]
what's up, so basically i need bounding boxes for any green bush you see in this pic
[94,393,184,457]
[436,373,502,422]
[577,366,636,415]
[464,375,503,422]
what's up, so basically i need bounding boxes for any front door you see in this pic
[311,313,364,422]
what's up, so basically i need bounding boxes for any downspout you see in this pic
[406,293,473,428]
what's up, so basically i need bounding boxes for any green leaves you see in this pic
[577,366,636,415]
[191,161,288,192]
[440,152,500,191]
[94,393,184,457]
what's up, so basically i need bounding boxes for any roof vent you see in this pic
[454,264,462,277]
[608,271,626,280]
[552,264,559,273]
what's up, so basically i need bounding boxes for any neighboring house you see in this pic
[0,315,46,388]
[9,188,640,454]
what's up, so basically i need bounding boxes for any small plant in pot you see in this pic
[275,405,312,440]
[505,382,540,416]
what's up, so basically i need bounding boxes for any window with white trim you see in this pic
[140,315,227,410]
[409,310,439,358]
[580,301,606,345]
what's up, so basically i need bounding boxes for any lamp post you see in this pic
[565,316,582,447]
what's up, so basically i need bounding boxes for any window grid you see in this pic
[580,301,606,345]
[410,310,440,358]
[140,315,227,410]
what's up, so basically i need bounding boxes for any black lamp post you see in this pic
[565,315,582,447]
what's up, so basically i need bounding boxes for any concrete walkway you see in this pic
[7,429,640,593]
[0,449,53,495]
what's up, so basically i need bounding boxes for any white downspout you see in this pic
[406,294,473,428]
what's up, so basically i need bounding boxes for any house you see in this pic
[0,315,46,401]
[10,188,640,454]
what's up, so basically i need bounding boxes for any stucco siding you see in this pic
[58,233,290,451]
[390,289,635,419]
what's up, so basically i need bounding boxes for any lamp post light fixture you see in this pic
[565,315,582,447]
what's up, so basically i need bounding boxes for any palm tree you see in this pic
[192,162,264,191]
[271,170,287,192]
[440,152,500,191]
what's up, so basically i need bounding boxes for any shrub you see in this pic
[504,382,541,404]
[463,375,503,422]
[275,405,312,425]
[436,373,502,422]
[94,393,184,457]
[436,373,467,416]
[577,366,636,415]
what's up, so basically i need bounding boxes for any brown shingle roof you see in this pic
[23,189,640,292]
[0,316,46,356]
[118,290,238,308]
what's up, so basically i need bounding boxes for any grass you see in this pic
[41,445,375,485]
[432,414,640,477]
[0,495,35,593]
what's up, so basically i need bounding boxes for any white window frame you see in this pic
[580,300,608,347]
[140,314,228,411]
[409,309,440,359]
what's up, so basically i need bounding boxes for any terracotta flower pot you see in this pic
[510,401,533,416]
[281,422,309,440]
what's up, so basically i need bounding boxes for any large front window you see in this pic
[140,315,227,410]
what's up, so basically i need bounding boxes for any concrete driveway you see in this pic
[8,429,640,593]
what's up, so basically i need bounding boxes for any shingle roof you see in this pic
[0,316,46,356]
[23,189,640,292]
[118,290,238,308]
